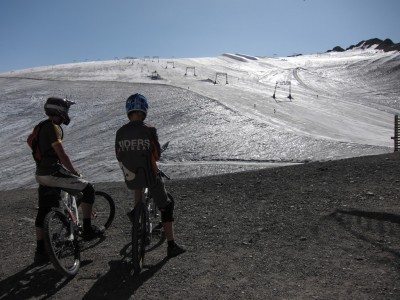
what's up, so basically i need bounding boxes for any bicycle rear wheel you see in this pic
[43,210,80,277]
[79,191,115,231]
[132,202,147,273]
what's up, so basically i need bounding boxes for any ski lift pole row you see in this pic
[391,114,400,152]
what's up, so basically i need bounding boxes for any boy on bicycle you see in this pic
[30,97,103,264]
[115,93,185,258]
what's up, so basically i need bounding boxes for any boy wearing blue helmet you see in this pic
[115,93,185,258]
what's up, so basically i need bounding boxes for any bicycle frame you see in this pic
[59,190,81,238]
[143,187,160,239]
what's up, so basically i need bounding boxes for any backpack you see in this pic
[27,119,52,163]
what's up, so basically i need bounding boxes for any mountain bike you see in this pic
[131,142,173,274]
[43,186,115,277]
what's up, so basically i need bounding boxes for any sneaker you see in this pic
[34,251,50,264]
[167,244,186,258]
[82,225,105,241]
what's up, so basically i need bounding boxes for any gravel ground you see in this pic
[1,152,400,299]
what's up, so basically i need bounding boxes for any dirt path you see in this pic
[1,152,400,299]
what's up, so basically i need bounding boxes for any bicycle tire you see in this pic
[93,191,115,230]
[78,191,115,231]
[132,202,147,273]
[43,210,80,277]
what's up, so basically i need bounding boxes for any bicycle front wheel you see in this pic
[93,191,115,230]
[79,191,115,231]
[132,202,147,274]
[43,210,80,277]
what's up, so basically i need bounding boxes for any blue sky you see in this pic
[1,0,399,72]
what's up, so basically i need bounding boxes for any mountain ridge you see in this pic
[328,38,400,53]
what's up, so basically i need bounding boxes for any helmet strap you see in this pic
[128,111,145,121]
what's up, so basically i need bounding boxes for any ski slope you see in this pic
[0,47,399,190]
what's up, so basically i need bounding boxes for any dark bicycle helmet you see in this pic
[126,93,148,119]
[44,97,75,125]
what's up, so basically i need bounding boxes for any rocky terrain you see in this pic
[1,152,400,299]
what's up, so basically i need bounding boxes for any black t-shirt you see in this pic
[35,120,63,175]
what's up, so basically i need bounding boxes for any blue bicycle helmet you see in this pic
[126,93,148,119]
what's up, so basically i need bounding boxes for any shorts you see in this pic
[35,165,89,196]
[149,176,170,209]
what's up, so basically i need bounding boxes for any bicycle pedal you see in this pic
[153,222,163,230]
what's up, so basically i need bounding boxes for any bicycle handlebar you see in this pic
[158,141,171,180]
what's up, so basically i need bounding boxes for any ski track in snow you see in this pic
[0,49,399,190]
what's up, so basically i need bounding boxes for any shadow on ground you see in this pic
[82,242,170,299]
[0,263,70,300]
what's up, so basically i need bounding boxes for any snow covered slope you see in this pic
[1,48,399,190]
